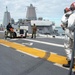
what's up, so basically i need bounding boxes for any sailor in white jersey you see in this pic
[62,2,75,68]
[61,7,73,67]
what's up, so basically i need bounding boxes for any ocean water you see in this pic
[55,27,65,34]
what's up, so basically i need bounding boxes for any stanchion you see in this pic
[68,29,75,75]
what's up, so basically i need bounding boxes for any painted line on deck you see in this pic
[16,49,38,58]
[23,39,64,47]
[50,52,57,54]
[33,48,57,54]
[0,43,10,47]
[54,63,75,71]
[22,43,33,46]
[9,39,18,40]
[54,63,69,70]
[33,48,47,52]
[0,39,67,66]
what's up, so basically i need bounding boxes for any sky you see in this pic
[0,0,75,27]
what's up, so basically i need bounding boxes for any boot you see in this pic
[63,61,71,68]
[63,60,74,68]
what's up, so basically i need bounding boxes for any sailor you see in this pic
[6,23,14,38]
[61,7,73,67]
[31,23,37,38]
[65,2,75,67]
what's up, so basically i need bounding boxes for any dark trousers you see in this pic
[31,32,36,38]
[6,30,13,38]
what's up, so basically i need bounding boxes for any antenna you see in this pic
[6,6,8,12]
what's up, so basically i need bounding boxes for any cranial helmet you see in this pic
[64,7,70,13]
[70,2,75,10]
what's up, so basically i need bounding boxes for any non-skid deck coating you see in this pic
[0,39,67,65]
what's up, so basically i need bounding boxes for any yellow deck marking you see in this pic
[48,54,67,64]
[0,39,68,65]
